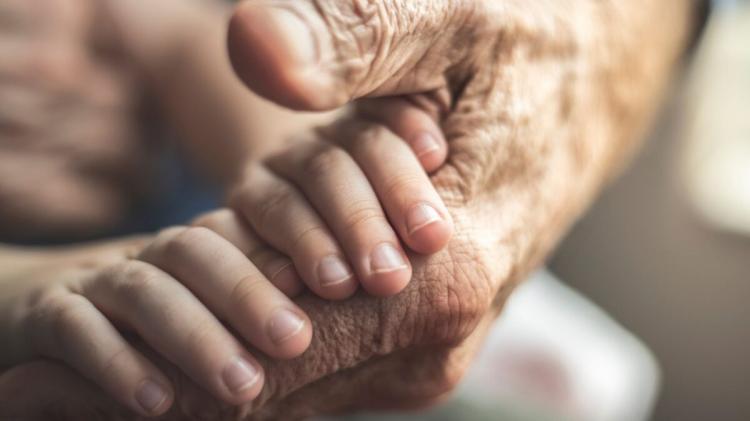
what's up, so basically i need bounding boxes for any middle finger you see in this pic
[266,141,412,297]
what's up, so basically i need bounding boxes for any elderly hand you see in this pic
[225,0,697,419]
[0,0,699,419]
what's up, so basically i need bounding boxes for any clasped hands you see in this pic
[0,0,688,419]
[4,0,467,417]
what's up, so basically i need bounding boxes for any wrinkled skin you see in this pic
[0,0,699,420]
[227,1,697,418]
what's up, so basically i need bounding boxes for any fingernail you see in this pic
[222,357,260,394]
[136,379,167,414]
[407,203,443,235]
[411,132,441,157]
[317,255,353,287]
[370,243,408,274]
[268,309,305,344]
[266,8,318,67]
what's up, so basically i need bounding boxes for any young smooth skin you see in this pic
[0,107,448,419]
[0,229,310,416]
[0,0,454,417]
[230,111,453,299]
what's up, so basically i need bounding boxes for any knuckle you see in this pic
[341,202,387,233]
[107,260,161,302]
[230,163,271,210]
[163,226,217,260]
[344,123,392,154]
[421,278,487,345]
[314,0,390,91]
[191,209,234,230]
[381,171,425,199]
[358,123,391,143]
[228,274,266,314]
[148,226,189,253]
[100,345,132,375]
[391,350,468,402]
[24,284,64,314]
[252,184,297,227]
[184,317,220,353]
[386,241,493,348]
[42,294,91,353]
[301,144,350,179]
[290,226,330,256]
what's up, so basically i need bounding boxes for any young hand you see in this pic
[229,101,454,299]
[0,230,312,417]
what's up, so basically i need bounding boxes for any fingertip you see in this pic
[361,242,412,297]
[266,308,314,359]
[134,378,173,417]
[268,261,306,297]
[228,3,343,111]
[410,132,448,173]
[361,266,412,297]
[285,318,314,358]
[406,220,454,255]
[315,279,359,301]
[368,99,448,173]
[221,356,265,404]
[312,255,359,300]
[404,203,453,254]
[417,145,448,174]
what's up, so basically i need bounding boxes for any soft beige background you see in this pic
[550,78,750,420]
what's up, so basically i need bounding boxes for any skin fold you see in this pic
[0,0,701,420]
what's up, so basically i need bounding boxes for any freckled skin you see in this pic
[0,0,702,420]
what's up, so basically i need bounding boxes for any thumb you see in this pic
[228,0,477,111]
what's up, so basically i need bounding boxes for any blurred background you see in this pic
[551,3,750,419]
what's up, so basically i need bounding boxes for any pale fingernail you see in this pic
[268,309,305,344]
[222,357,260,394]
[136,379,167,414]
[407,203,443,235]
[317,255,353,287]
[370,243,408,274]
[411,132,441,157]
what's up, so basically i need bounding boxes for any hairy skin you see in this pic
[0,1,699,420]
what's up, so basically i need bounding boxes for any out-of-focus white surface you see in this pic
[332,270,660,421]
[456,270,660,421]
[683,3,750,235]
